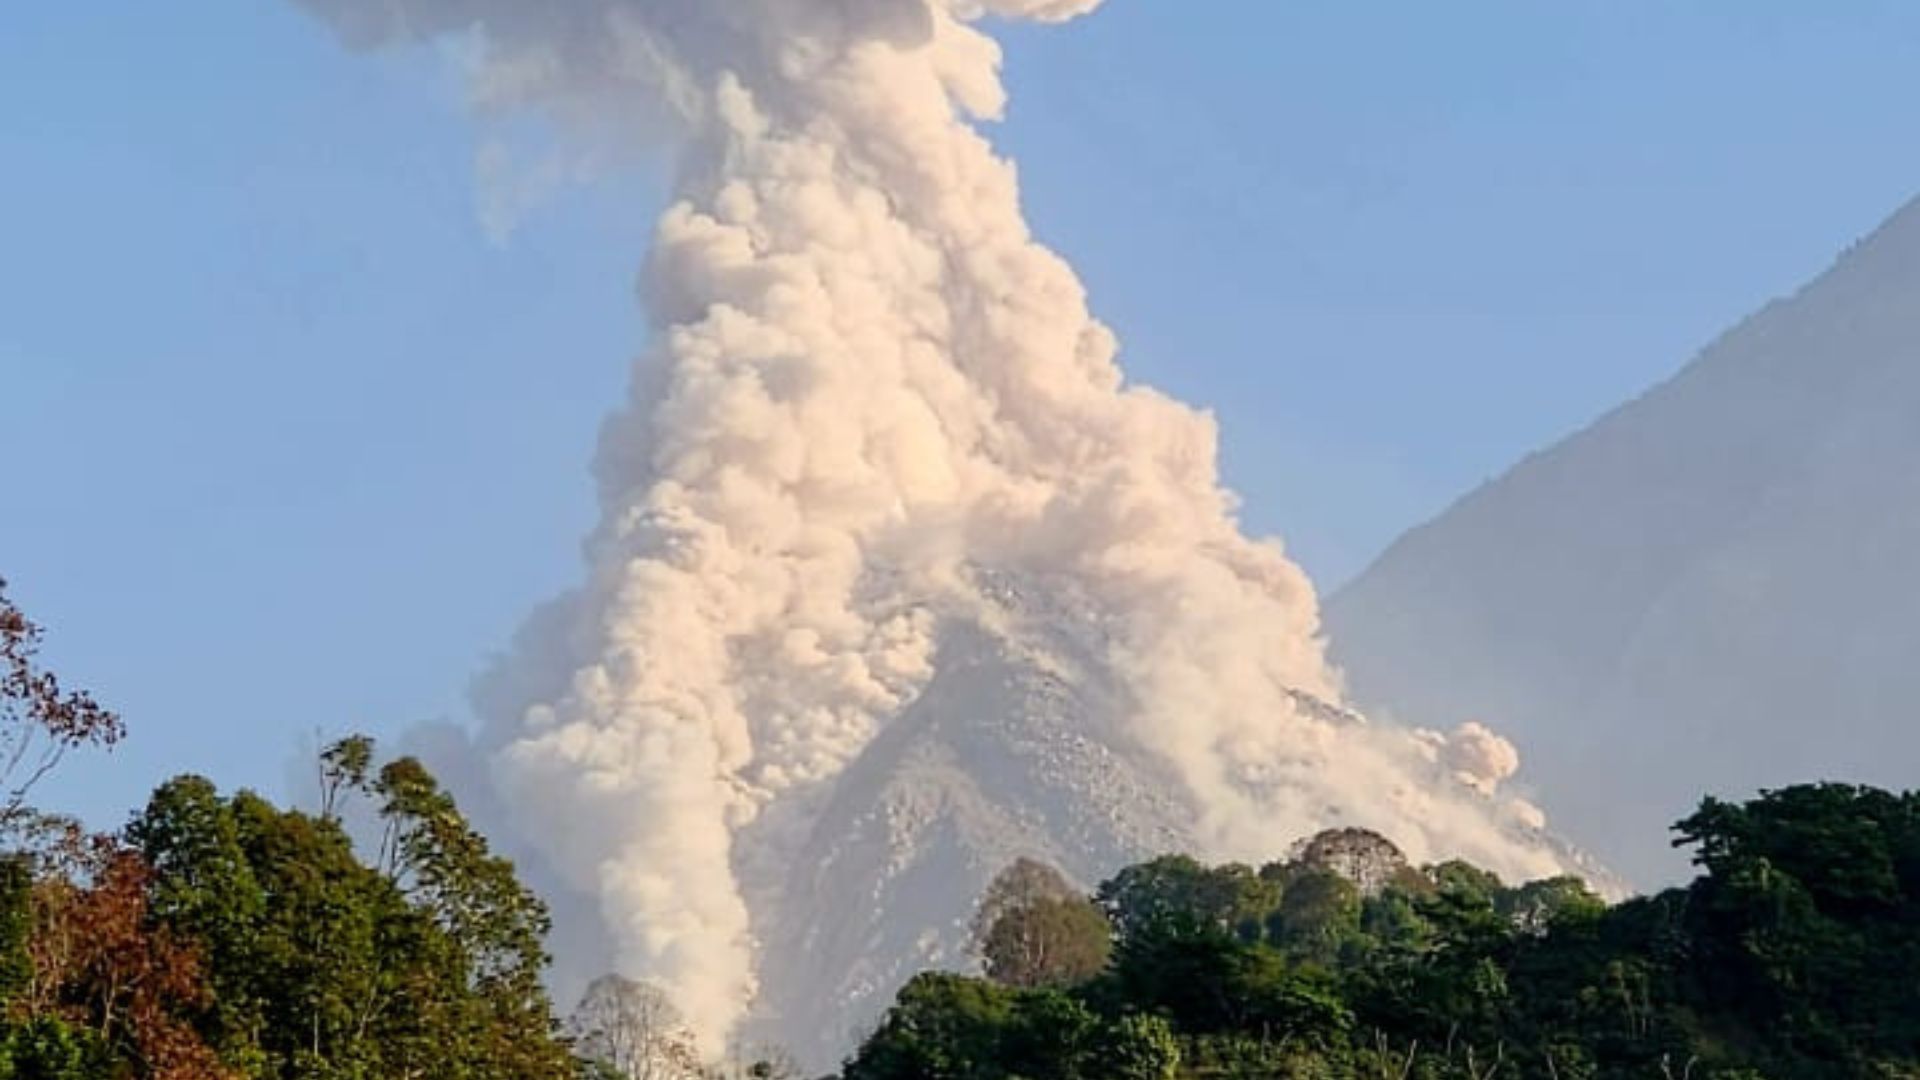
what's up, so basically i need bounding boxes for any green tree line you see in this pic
[0,577,816,1079]
[9,576,1919,1078]
[844,789,1920,1079]
[0,581,581,1078]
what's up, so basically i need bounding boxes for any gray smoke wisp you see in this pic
[297,0,1578,1050]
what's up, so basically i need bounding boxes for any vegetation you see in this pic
[9,576,1920,1078]
[0,577,820,1079]
[0,581,577,1078]
[0,578,123,828]
[845,790,1920,1079]
[972,860,1113,990]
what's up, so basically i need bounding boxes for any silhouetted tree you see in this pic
[570,974,703,1080]
[0,578,123,828]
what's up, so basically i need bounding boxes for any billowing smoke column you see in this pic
[299,0,1572,1050]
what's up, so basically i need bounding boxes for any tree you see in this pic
[569,975,703,1080]
[328,740,572,1076]
[0,855,32,1002]
[124,776,270,1074]
[980,897,1111,990]
[132,780,390,1076]
[842,973,1018,1080]
[1676,785,1914,912]
[1502,876,1605,935]
[994,990,1100,1080]
[1098,1013,1180,1080]
[1108,915,1350,1042]
[0,1015,104,1080]
[715,1039,804,1080]
[0,579,136,1079]
[22,836,235,1079]
[0,579,123,830]
[1267,868,1363,964]
[851,786,1920,1079]
[367,755,555,998]
[0,590,599,1078]
[0,843,108,1080]
[1288,828,1410,897]
[970,859,1113,990]
[970,859,1080,950]
[1098,856,1279,942]
[128,745,580,1079]
[317,734,374,822]
[1674,785,1920,1064]
[843,974,1112,1080]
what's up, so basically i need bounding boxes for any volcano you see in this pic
[1328,197,1920,886]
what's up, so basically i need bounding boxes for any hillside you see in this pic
[1327,196,1920,885]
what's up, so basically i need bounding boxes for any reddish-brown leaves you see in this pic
[0,578,126,821]
[25,834,238,1080]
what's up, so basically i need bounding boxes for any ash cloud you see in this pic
[295,0,1580,1051]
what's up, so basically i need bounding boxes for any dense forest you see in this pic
[843,792,1920,1078]
[4,577,1918,1079]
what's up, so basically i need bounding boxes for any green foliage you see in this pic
[0,1016,107,1080]
[0,587,598,1078]
[847,973,1173,1080]
[1266,869,1362,964]
[845,973,1019,1079]
[116,739,577,1080]
[0,857,32,1003]
[851,786,1920,1079]
[1503,874,1608,934]
[1674,784,1920,1069]
[973,859,1114,990]
[980,894,1113,989]
[1105,918,1351,1043]
[6,588,1919,1080]
[1098,856,1279,942]
[1101,1013,1181,1080]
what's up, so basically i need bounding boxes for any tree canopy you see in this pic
[846,785,1920,1079]
[8,575,1920,1080]
[0,585,586,1079]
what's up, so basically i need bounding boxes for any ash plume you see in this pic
[295,0,1579,1051]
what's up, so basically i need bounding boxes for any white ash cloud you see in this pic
[294,0,1579,1050]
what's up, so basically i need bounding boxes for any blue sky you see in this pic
[4,1,1917,828]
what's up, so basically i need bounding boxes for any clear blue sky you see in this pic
[5,1,1917,828]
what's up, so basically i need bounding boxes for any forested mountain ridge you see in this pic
[843,784,1920,1080]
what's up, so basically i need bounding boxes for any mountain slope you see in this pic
[744,575,1194,1069]
[741,568,1612,1071]
[1326,196,1920,887]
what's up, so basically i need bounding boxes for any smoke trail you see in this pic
[297,0,1575,1050]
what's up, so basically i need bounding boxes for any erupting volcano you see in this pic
[295,0,1590,1065]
